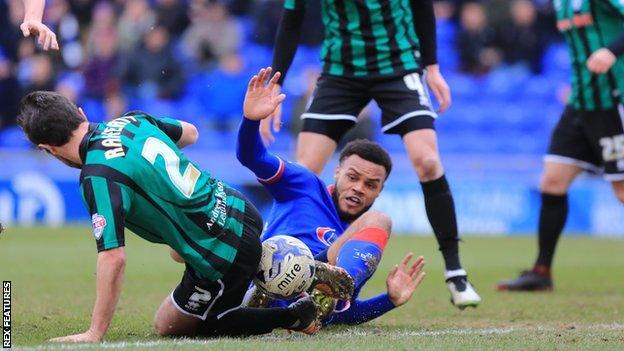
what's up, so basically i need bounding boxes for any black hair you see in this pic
[17,91,85,146]
[338,139,392,178]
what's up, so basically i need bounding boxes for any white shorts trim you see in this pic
[169,291,199,319]
[381,110,437,133]
[216,305,243,320]
[604,173,624,182]
[301,113,358,122]
[543,154,602,173]
[169,279,225,321]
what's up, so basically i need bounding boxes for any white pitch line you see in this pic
[14,324,624,351]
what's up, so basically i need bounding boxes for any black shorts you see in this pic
[171,200,263,320]
[547,105,624,181]
[301,72,437,142]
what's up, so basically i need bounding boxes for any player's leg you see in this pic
[154,295,202,336]
[297,133,338,175]
[603,105,624,204]
[154,277,319,337]
[612,181,624,203]
[533,161,582,272]
[372,72,479,308]
[401,129,458,269]
[154,199,319,337]
[297,74,371,175]
[498,107,601,291]
[402,129,481,307]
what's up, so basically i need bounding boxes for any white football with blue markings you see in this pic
[254,235,316,299]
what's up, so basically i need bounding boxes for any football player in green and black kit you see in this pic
[16,68,327,343]
[499,0,624,291]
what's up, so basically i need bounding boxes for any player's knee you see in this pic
[153,317,172,337]
[169,249,185,263]
[540,174,569,194]
[299,159,324,175]
[411,155,442,181]
[613,186,624,204]
[360,210,392,234]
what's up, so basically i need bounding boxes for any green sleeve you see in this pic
[150,116,184,143]
[602,0,624,18]
[81,176,132,252]
[284,0,304,10]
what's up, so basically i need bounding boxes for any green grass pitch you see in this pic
[1,227,623,350]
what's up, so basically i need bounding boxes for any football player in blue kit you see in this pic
[237,67,426,325]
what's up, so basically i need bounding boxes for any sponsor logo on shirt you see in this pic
[316,227,338,247]
[92,213,107,240]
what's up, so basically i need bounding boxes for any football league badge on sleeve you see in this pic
[92,214,107,240]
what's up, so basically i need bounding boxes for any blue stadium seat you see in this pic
[378,133,405,152]
[436,19,457,43]
[136,98,178,118]
[437,20,459,69]
[236,16,255,42]
[0,126,30,148]
[542,43,571,76]
[194,125,233,150]
[80,98,105,122]
[239,44,272,68]
[521,75,558,102]
[444,73,482,100]
[483,66,531,101]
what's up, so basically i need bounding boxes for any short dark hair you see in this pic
[17,91,84,146]
[339,139,392,178]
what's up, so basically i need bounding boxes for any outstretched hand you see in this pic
[21,20,59,51]
[386,253,426,307]
[244,67,286,121]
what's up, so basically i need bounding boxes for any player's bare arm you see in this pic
[176,121,199,148]
[21,0,59,51]
[50,247,126,343]
[244,67,286,121]
[386,253,426,307]
[169,249,185,263]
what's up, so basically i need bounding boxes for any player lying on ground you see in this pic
[21,0,59,50]
[16,72,327,343]
[498,0,624,291]
[261,0,480,309]
[238,67,426,324]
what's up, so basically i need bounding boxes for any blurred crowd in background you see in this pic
[0,0,569,154]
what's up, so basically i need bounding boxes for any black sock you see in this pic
[198,307,297,337]
[421,175,461,271]
[534,193,568,269]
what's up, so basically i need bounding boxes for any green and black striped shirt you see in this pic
[78,112,247,281]
[555,0,624,110]
[274,0,436,81]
